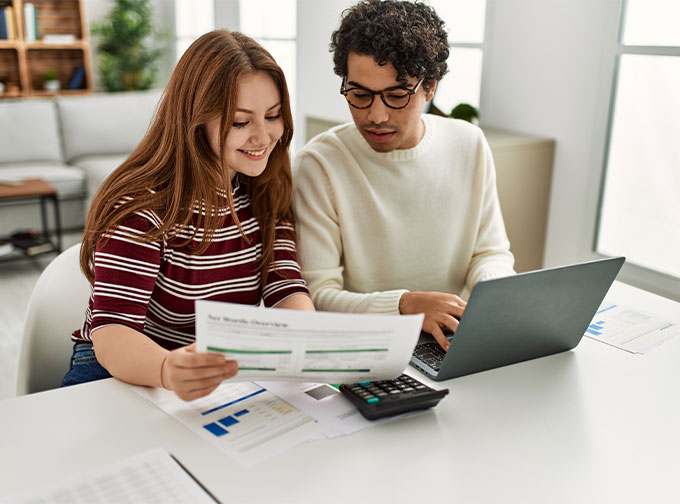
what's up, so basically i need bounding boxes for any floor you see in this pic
[0,232,83,400]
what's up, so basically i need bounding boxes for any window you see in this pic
[596,0,680,282]
[175,0,215,61]
[427,0,486,115]
[239,0,297,119]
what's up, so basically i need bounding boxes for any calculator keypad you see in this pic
[340,374,449,420]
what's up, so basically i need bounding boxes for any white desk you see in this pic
[1,281,679,503]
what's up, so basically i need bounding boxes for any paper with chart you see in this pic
[1,447,216,503]
[195,301,424,383]
[256,372,433,438]
[135,381,323,467]
[584,302,679,354]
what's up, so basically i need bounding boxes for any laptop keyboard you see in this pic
[413,342,447,371]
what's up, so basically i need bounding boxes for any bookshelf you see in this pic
[0,0,92,98]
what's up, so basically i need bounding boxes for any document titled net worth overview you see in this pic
[195,301,424,384]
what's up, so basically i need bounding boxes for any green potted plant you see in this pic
[91,0,164,91]
[449,103,479,124]
[42,70,60,92]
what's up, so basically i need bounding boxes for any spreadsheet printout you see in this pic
[1,447,217,503]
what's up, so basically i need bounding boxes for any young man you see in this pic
[292,0,515,350]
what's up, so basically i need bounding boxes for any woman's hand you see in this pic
[161,343,238,401]
[399,291,467,351]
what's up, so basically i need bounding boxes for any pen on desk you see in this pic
[169,453,222,504]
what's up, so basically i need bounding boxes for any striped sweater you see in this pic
[73,180,309,349]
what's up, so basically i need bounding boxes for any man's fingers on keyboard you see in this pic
[431,327,450,351]
[442,315,460,334]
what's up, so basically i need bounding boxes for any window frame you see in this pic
[594,0,680,301]
[428,1,487,114]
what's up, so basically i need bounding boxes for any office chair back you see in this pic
[15,244,91,396]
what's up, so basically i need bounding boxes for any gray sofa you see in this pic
[0,90,162,236]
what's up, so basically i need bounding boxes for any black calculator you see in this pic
[339,374,449,420]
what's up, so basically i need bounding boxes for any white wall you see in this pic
[481,0,622,269]
[295,0,354,150]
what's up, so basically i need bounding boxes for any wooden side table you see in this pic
[0,178,63,262]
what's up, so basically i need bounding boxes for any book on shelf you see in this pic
[10,230,54,256]
[43,33,76,44]
[67,64,85,89]
[23,2,38,42]
[0,239,13,257]
[6,5,15,39]
[0,8,6,40]
[0,5,11,40]
[0,5,16,40]
[13,239,54,256]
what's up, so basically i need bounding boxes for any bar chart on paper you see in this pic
[584,303,679,354]
[135,382,323,467]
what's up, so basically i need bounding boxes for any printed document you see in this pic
[256,372,434,438]
[135,381,323,467]
[195,301,424,383]
[2,447,217,503]
[585,302,679,354]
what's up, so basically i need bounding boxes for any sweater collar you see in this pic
[216,176,241,199]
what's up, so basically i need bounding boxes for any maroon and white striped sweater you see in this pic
[72,181,309,349]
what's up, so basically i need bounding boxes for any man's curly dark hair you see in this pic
[330,0,449,91]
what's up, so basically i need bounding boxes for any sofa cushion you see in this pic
[70,154,128,199]
[0,100,63,164]
[0,162,85,197]
[56,90,162,162]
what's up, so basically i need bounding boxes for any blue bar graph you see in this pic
[218,415,239,428]
[596,304,616,314]
[201,388,266,415]
[587,320,607,336]
[235,409,249,417]
[203,422,228,437]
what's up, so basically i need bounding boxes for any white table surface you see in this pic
[1,281,679,503]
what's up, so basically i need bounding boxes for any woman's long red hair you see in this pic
[80,30,295,285]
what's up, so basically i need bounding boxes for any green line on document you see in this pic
[305,349,388,354]
[207,346,292,355]
[301,369,371,373]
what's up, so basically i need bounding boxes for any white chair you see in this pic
[15,243,91,395]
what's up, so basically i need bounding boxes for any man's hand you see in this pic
[161,343,238,401]
[399,291,467,351]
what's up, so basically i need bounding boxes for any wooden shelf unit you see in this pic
[0,0,93,98]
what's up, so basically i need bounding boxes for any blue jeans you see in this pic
[61,342,112,387]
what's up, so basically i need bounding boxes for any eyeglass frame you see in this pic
[340,76,425,110]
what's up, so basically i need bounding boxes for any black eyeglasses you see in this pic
[340,77,424,110]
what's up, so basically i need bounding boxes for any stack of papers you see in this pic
[135,303,429,467]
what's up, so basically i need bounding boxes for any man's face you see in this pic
[344,52,435,152]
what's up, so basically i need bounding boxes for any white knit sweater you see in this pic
[292,114,515,314]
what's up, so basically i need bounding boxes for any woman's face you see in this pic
[207,70,284,180]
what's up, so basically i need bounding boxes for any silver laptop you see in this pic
[410,257,625,381]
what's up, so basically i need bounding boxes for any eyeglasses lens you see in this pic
[345,89,410,109]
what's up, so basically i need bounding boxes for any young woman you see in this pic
[62,30,314,401]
